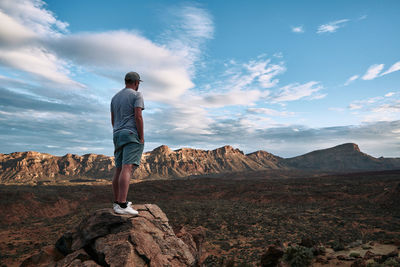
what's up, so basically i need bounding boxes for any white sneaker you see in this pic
[114,204,138,216]
[113,201,132,210]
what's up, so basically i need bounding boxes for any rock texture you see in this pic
[0,151,114,184]
[1,143,400,184]
[20,204,205,267]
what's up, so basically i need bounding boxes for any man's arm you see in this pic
[134,107,144,143]
[111,112,114,128]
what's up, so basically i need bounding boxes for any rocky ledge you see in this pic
[20,204,206,267]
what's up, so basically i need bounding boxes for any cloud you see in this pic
[317,19,349,34]
[291,26,304,33]
[349,103,363,110]
[244,59,286,88]
[0,0,79,87]
[346,61,399,85]
[385,92,395,97]
[47,31,194,102]
[362,64,384,80]
[177,57,285,109]
[190,117,400,157]
[0,46,83,86]
[160,5,214,74]
[0,10,37,47]
[0,0,68,38]
[247,107,295,116]
[348,92,400,122]
[380,61,400,76]
[358,15,368,20]
[329,107,345,112]
[269,81,324,102]
[344,75,359,86]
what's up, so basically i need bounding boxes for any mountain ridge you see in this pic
[1,142,399,184]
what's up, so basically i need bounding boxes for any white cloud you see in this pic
[179,6,214,39]
[291,26,304,33]
[0,0,77,86]
[161,5,214,75]
[309,93,327,100]
[200,89,268,108]
[348,92,400,122]
[385,92,395,97]
[178,57,286,109]
[349,103,363,110]
[0,10,37,47]
[371,103,400,114]
[48,31,194,102]
[244,58,286,88]
[247,107,295,116]
[329,107,345,112]
[344,75,359,86]
[362,64,384,80]
[347,61,400,85]
[317,19,349,34]
[0,46,82,86]
[270,81,324,102]
[358,15,368,20]
[0,0,68,38]
[380,61,400,76]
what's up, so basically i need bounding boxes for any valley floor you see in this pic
[0,169,399,266]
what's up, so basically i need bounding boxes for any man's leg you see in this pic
[112,167,122,202]
[117,164,138,203]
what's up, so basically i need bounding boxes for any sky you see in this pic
[0,0,399,158]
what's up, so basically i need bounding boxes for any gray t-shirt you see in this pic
[110,88,145,134]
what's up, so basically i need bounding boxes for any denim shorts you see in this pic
[113,129,144,168]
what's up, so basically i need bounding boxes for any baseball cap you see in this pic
[125,71,143,82]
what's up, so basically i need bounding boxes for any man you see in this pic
[110,71,145,215]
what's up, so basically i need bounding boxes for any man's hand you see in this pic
[134,107,144,144]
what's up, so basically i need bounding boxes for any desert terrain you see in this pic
[1,169,399,266]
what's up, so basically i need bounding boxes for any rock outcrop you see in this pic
[0,151,114,184]
[20,204,205,267]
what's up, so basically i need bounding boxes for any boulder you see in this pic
[20,204,203,267]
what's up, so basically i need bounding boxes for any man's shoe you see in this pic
[113,201,132,210]
[114,205,139,216]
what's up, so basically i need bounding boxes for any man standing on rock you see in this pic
[110,71,145,215]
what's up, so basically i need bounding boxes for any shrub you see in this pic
[282,245,314,267]
[331,240,345,251]
[349,252,360,258]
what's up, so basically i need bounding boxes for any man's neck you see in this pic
[125,85,137,91]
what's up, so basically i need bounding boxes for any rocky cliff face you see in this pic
[246,150,285,169]
[0,151,114,184]
[137,145,268,179]
[1,143,400,184]
[0,145,281,184]
[20,204,206,267]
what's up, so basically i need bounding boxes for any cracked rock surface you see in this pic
[20,204,203,267]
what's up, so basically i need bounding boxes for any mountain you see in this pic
[139,145,268,179]
[1,143,399,184]
[284,143,400,171]
[246,150,286,169]
[0,151,114,184]
[0,145,279,184]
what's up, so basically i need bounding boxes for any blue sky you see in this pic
[0,0,399,158]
